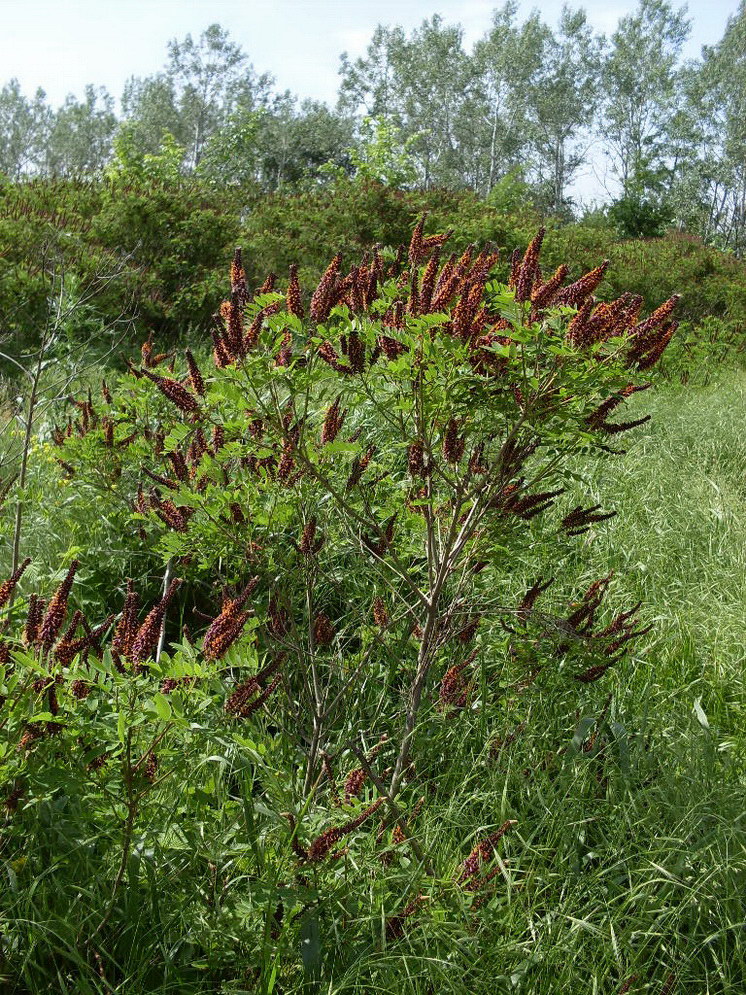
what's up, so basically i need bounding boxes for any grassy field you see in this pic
[321,369,746,994]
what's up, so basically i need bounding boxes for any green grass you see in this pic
[315,369,746,994]
[2,369,745,994]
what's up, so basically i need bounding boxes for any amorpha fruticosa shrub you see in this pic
[3,218,680,878]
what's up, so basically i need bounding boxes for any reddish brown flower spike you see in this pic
[299,517,323,557]
[660,974,676,995]
[144,751,159,783]
[211,327,231,368]
[112,580,140,659]
[22,594,45,646]
[130,579,182,667]
[386,894,425,940]
[185,350,205,397]
[231,247,249,303]
[0,557,31,610]
[573,664,611,684]
[225,676,260,716]
[317,340,346,373]
[3,782,25,814]
[141,370,200,415]
[313,612,335,647]
[203,578,259,661]
[442,419,465,464]
[439,652,476,709]
[286,264,304,319]
[408,215,426,266]
[225,662,282,718]
[343,767,367,802]
[517,578,553,622]
[457,616,480,643]
[555,261,610,308]
[38,560,80,650]
[70,679,92,700]
[408,440,425,477]
[307,798,384,861]
[457,820,517,886]
[241,674,281,716]
[616,976,638,994]
[515,228,545,303]
[274,329,293,367]
[531,264,569,311]
[321,396,346,445]
[55,613,116,666]
[346,446,376,490]
[311,253,342,322]
[372,597,389,628]
[258,272,277,295]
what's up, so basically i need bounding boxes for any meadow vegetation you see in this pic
[1,5,746,991]
[0,203,744,994]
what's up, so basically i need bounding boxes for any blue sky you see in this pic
[1,0,737,108]
[0,0,739,203]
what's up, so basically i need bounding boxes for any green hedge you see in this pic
[1,175,744,361]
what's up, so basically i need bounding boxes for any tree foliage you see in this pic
[1,6,746,251]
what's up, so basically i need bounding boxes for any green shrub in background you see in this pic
[0,168,243,355]
[3,174,745,366]
[542,225,746,327]
[93,135,244,334]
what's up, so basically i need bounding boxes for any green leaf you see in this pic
[153,693,172,721]
[163,424,190,451]
[299,913,322,979]
[153,691,171,722]
[693,697,710,731]
[30,711,55,723]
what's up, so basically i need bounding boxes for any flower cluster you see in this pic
[306,798,384,862]
[456,820,517,891]
[224,656,283,718]
[202,578,259,661]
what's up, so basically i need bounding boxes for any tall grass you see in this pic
[314,369,746,994]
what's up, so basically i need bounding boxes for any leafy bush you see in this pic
[3,174,744,366]
[0,172,243,356]
[542,225,746,329]
[0,220,687,988]
[607,192,673,239]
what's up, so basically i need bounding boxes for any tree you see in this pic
[526,7,603,214]
[195,104,264,186]
[345,115,419,187]
[672,2,746,254]
[121,23,273,170]
[338,24,405,119]
[254,96,354,190]
[0,80,52,177]
[167,23,249,168]
[601,0,690,214]
[198,95,354,191]
[393,16,477,188]
[45,86,117,177]
[338,16,476,188]
[120,73,183,157]
[471,3,547,196]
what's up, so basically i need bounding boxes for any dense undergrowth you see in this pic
[0,212,745,994]
[2,175,745,353]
